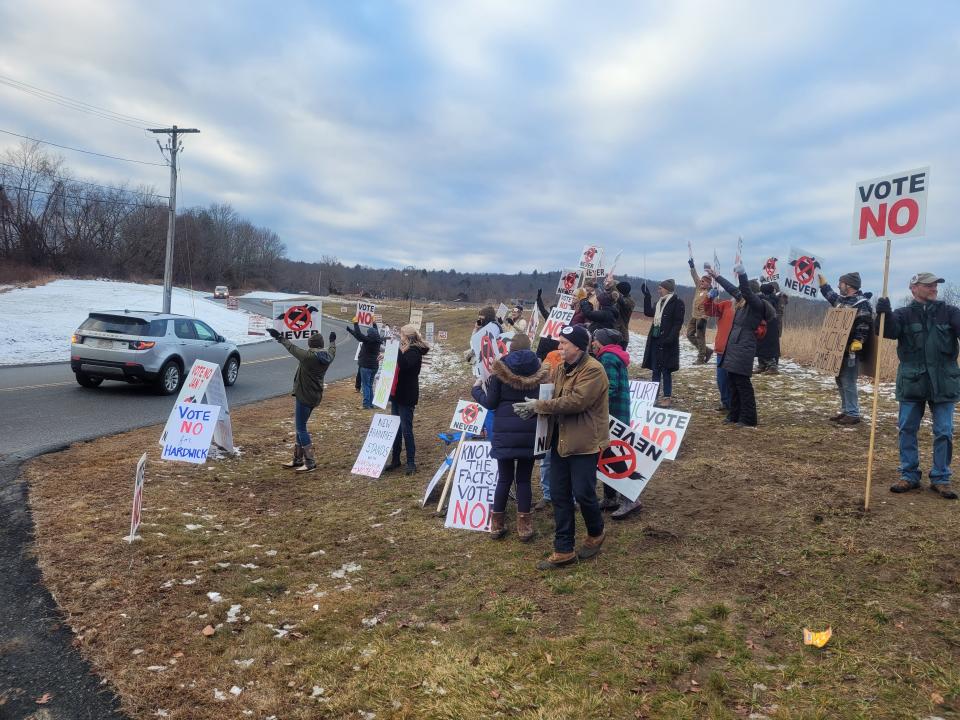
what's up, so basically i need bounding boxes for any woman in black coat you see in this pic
[471,333,548,541]
[385,325,429,475]
[578,286,620,333]
[640,279,685,407]
[755,284,781,374]
[705,266,776,427]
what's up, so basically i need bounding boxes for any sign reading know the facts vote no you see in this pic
[853,167,929,245]
[444,441,497,532]
[351,413,401,478]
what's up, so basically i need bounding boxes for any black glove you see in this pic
[876,297,892,315]
[328,331,337,343]
[536,288,543,300]
[267,328,281,340]
[641,283,650,296]
[579,299,592,312]
[688,258,695,268]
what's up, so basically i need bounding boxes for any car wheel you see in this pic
[223,355,240,386]
[157,360,183,395]
[75,372,103,388]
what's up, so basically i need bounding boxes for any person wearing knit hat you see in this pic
[606,278,635,351]
[577,286,620,333]
[639,279,685,408]
[817,271,874,426]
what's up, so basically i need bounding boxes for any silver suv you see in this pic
[70,311,241,394]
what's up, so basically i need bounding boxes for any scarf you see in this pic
[653,293,674,328]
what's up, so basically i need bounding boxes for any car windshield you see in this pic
[80,314,167,337]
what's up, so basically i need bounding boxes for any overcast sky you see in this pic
[1,1,958,293]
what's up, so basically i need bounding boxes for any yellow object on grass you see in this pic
[803,627,832,648]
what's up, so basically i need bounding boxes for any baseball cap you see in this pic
[910,272,945,285]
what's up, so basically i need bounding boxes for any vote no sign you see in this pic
[853,167,929,245]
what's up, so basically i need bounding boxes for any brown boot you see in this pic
[516,512,534,543]
[489,511,507,539]
[577,531,606,559]
[536,551,577,570]
[282,443,304,469]
[295,445,316,472]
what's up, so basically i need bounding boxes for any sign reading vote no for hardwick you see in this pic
[161,403,221,464]
[853,167,929,245]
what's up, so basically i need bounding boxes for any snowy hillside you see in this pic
[0,279,263,366]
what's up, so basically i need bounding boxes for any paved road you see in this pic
[0,298,358,718]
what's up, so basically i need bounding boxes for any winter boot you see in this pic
[489,511,507,540]
[282,443,304,469]
[516,512,534,542]
[577,531,606,560]
[296,445,317,472]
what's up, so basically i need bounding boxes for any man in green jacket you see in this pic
[267,328,337,472]
[876,272,960,499]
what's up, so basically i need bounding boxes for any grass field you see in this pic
[20,305,960,719]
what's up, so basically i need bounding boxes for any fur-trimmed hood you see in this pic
[492,350,549,390]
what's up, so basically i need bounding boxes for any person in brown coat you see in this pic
[514,324,610,569]
[687,256,714,364]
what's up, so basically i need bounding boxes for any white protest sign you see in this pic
[539,307,575,341]
[628,380,659,422]
[527,305,542,341]
[556,268,581,296]
[496,303,510,322]
[450,399,488,436]
[126,452,147,542]
[356,301,376,327]
[630,405,691,461]
[160,403,221,464]
[533,383,554,456]
[202,369,236,452]
[247,314,268,336]
[422,449,455,507]
[273,301,322,346]
[351,413,401,478]
[341,306,349,312]
[470,322,503,380]
[444,441,497,532]
[853,167,929,245]
[759,256,781,284]
[425,321,435,344]
[160,360,235,452]
[372,339,400,409]
[579,245,603,272]
[557,294,575,311]
[782,247,825,299]
[595,416,666,501]
[437,330,448,341]
[409,308,423,330]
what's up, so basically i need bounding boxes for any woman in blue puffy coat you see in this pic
[471,332,549,542]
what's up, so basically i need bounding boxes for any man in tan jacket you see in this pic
[514,324,610,569]
[687,257,713,364]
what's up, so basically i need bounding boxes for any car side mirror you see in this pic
[216,334,225,343]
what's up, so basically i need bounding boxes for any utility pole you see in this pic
[149,125,200,313]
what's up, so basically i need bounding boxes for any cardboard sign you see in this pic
[630,405,692,461]
[351,413,401,478]
[444,441,497,532]
[450,399,488,435]
[425,321,435,344]
[628,380,659,423]
[853,167,929,245]
[782,247,825,299]
[471,322,503,380]
[422,449,456,507]
[409,308,423,330]
[759,256,780,284]
[539,307,575,341]
[579,245,603,271]
[814,306,857,376]
[533,383,554,456]
[372,339,399,409]
[127,452,147,542]
[556,268,581,296]
[437,330,448,341]
[595,416,665,501]
[160,403,221,464]
[273,301,322,345]
[247,314,268,336]
[356,301,376,327]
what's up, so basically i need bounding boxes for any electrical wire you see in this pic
[0,128,168,166]
[0,160,168,199]
[0,183,166,209]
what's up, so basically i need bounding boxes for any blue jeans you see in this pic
[836,357,860,418]
[550,450,603,553]
[898,400,955,486]
[539,452,552,502]
[716,352,731,408]
[294,400,314,447]
[391,401,416,466]
[359,367,376,408]
[651,360,673,399]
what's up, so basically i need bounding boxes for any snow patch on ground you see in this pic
[239,291,323,301]
[0,279,262,365]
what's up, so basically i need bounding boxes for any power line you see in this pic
[0,128,168,167]
[0,160,168,199]
[0,75,163,129]
[0,183,165,209]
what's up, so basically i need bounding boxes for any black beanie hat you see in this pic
[560,324,590,351]
[616,281,631,296]
[839,272,862,289]
[760,282,776,295]
[593,328,621,347]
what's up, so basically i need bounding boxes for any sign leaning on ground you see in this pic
[628,380,659,420]
[437,330,448,342]
[425,321,435,345]
[126,452,147,543]
[356,301,376,327]
[450,399,489,436]
[247,314,268,336]
[351,413,402,478]
[782,247,825,299]
[814,306,857,376]
[595,416,666,501]
[272,301,322,346]
[444,441,497,532]
[372,339,400,409]
[159,360,235,453]
[631,405,692,461]
[160,403,221,464]
[853,167,929,245]
[533,383,554,457]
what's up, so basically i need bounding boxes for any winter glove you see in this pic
[512,397,538,420]
[536,288,543,301]
[579,299,593,313]
[328,331,337,343]
[640,283,650,296]
[267,328,281,340]
[708,288,719,300]
[876,297,892,315]
[688,258,695,269]
[817,273,827,287]
[849,339,863,353]
[733,263,746,276]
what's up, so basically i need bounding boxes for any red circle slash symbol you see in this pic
[561,272,577,292]
[597,439,637,480]
[461,403,479,426]
[284,305,312,332]
[479,333,498,372]
[794,257,815,285]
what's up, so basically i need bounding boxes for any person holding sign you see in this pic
[704,265,775,428]
[513,324,610,569]
[266,327,337,472]
[605,278,635,351]
[703,282,735,412]
[817,272,874,425]
[640,279,684,408]
[385,325,429,476]
[756,283,782,375]
[686,256,714,364]
[345,320,384,410]
[504,304,528,334]
[535,289,559,361]
[577,286,619,333]
[876,273,960,499]
[471,333,548,541]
